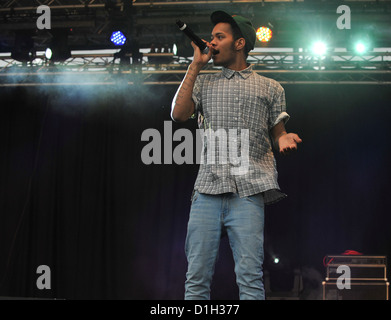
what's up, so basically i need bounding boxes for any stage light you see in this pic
[114,47,130,65]
[45,29,71,62]
[311,41,327,56]
[348,28,374,55]
[148,43,174,64]
[111,31,127,46]
[355,42,367,54]
[256,26,273,43]
[274,258,280,264]
[45,48,53,60]
[11,31,36,62]
[352,38,372,54]
[172,44,178,56]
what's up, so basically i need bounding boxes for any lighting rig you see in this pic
[0,0,390,86]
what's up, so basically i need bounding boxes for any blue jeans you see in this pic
[185,191,265,300]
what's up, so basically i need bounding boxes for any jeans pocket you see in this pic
[191,190,199,203]
[245,193,264,208]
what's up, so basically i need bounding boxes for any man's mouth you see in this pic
[212,49,220,56]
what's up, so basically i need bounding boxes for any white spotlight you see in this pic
[311,41,327,56]
[172,44,178,56]
[45,48,53,60]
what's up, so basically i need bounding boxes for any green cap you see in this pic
[211,11,256,53]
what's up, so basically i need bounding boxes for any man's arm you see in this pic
[171,64,200,122]
[270,121,302,155]
[171,41,212,122]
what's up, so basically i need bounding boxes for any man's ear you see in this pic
[235,38,246,51]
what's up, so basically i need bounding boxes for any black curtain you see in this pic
[0,83,390,299]
[0,84,196,299]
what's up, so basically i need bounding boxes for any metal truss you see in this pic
[2,0,391,49]
[1,51,391,86]
[1,0,390,86]
[0,0,287,11]
[0,0,388,9]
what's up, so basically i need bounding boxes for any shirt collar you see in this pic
[222,64,253,79]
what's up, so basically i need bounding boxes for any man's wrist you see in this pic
[274,132,287,149]
[189,62,203,73]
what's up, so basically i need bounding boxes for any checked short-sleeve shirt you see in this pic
[191,64,290,205]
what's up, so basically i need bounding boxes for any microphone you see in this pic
[176,20,209,54]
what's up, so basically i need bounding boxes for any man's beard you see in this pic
[212,42,235,67]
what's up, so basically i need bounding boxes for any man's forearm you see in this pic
[270,121,287,150]
[171,63,201,122]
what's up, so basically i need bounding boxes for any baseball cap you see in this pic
[211,10,256,53]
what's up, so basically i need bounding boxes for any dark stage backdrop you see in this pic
[0,82,390,300]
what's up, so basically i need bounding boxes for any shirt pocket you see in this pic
[239,95,268,131]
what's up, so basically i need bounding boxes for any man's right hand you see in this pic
[190,41,213,70]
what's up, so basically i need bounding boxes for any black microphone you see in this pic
[176,20,209,54]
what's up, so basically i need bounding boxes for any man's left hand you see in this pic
[278,133,302,155]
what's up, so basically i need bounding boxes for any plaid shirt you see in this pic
[191,64,290,205]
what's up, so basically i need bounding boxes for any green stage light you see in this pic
[311,41,327,56]
[349,29,374,55]
[355,42,367,54]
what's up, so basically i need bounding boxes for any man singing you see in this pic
[171,11,302,300]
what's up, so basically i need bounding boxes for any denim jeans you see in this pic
[184,191,265,300]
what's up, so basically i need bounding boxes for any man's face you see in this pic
[210,22,237,67]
